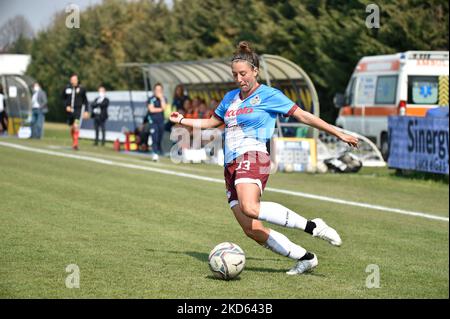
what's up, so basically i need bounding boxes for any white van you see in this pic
[334,51,449,159]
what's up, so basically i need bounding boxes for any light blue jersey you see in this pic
[214,84,297,164]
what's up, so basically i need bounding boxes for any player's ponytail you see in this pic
[232,41,260,69]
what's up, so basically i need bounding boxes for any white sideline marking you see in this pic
[264,187,449,222]
[1,141,448,223]
[46,144,210,173]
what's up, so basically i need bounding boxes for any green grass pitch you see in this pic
[0,123,448,298]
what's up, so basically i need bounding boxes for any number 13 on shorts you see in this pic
[237,160,251,171]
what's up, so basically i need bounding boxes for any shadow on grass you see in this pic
[183,251,291,275]
[145,248,284,262]
[391,169,449,184]
[205,275,242,281]
[145,248,326,275]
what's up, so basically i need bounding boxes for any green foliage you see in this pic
[6,34,32,54]
[19,0,449,122]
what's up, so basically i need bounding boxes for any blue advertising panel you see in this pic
[388,116,449,174]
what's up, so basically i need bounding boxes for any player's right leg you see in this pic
[66,114,78,150]
[230,203,317,275]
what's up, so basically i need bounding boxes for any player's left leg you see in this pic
[230,201,269,244]
[231,201,317,274]
[93,119,99,146]
[150,121,160,161]
[72,120,80,150]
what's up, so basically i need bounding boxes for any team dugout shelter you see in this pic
[0,54,34,136]
[120,55,383,171]
[122,54,321,140]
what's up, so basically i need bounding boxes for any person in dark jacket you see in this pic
[147,82,168,161]
[0,84,7,135]
[62,74,89,150]
[90,86,109,146]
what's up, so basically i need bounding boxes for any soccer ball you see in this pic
[208,242,246,280]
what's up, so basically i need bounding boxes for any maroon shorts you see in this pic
[224,151,271,208]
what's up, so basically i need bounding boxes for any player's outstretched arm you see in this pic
[169,112,223,129]
[292,108,358,148]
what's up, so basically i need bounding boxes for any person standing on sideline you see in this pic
[90,86,109,146]
[170,41,359,275]
[30,82,48,139]
[62,74,89,150]
[0,84,7,135]
[147,82,167,161]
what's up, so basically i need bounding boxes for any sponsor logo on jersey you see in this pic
[225,107,254,117]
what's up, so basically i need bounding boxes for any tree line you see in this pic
[4,0,449,122]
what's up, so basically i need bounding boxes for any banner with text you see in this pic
[388,116,449,174]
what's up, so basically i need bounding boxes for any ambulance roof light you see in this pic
[406,51,449,60]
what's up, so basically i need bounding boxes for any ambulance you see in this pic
[334,51,449,159]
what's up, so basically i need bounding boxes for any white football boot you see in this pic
[311,218,342,246]
[152,153,159,162]
[286,254,318,275]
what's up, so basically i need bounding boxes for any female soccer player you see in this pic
[169,41,358,275]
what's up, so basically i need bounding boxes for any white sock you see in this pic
[263,229,306,260]
[258,202,307,230]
